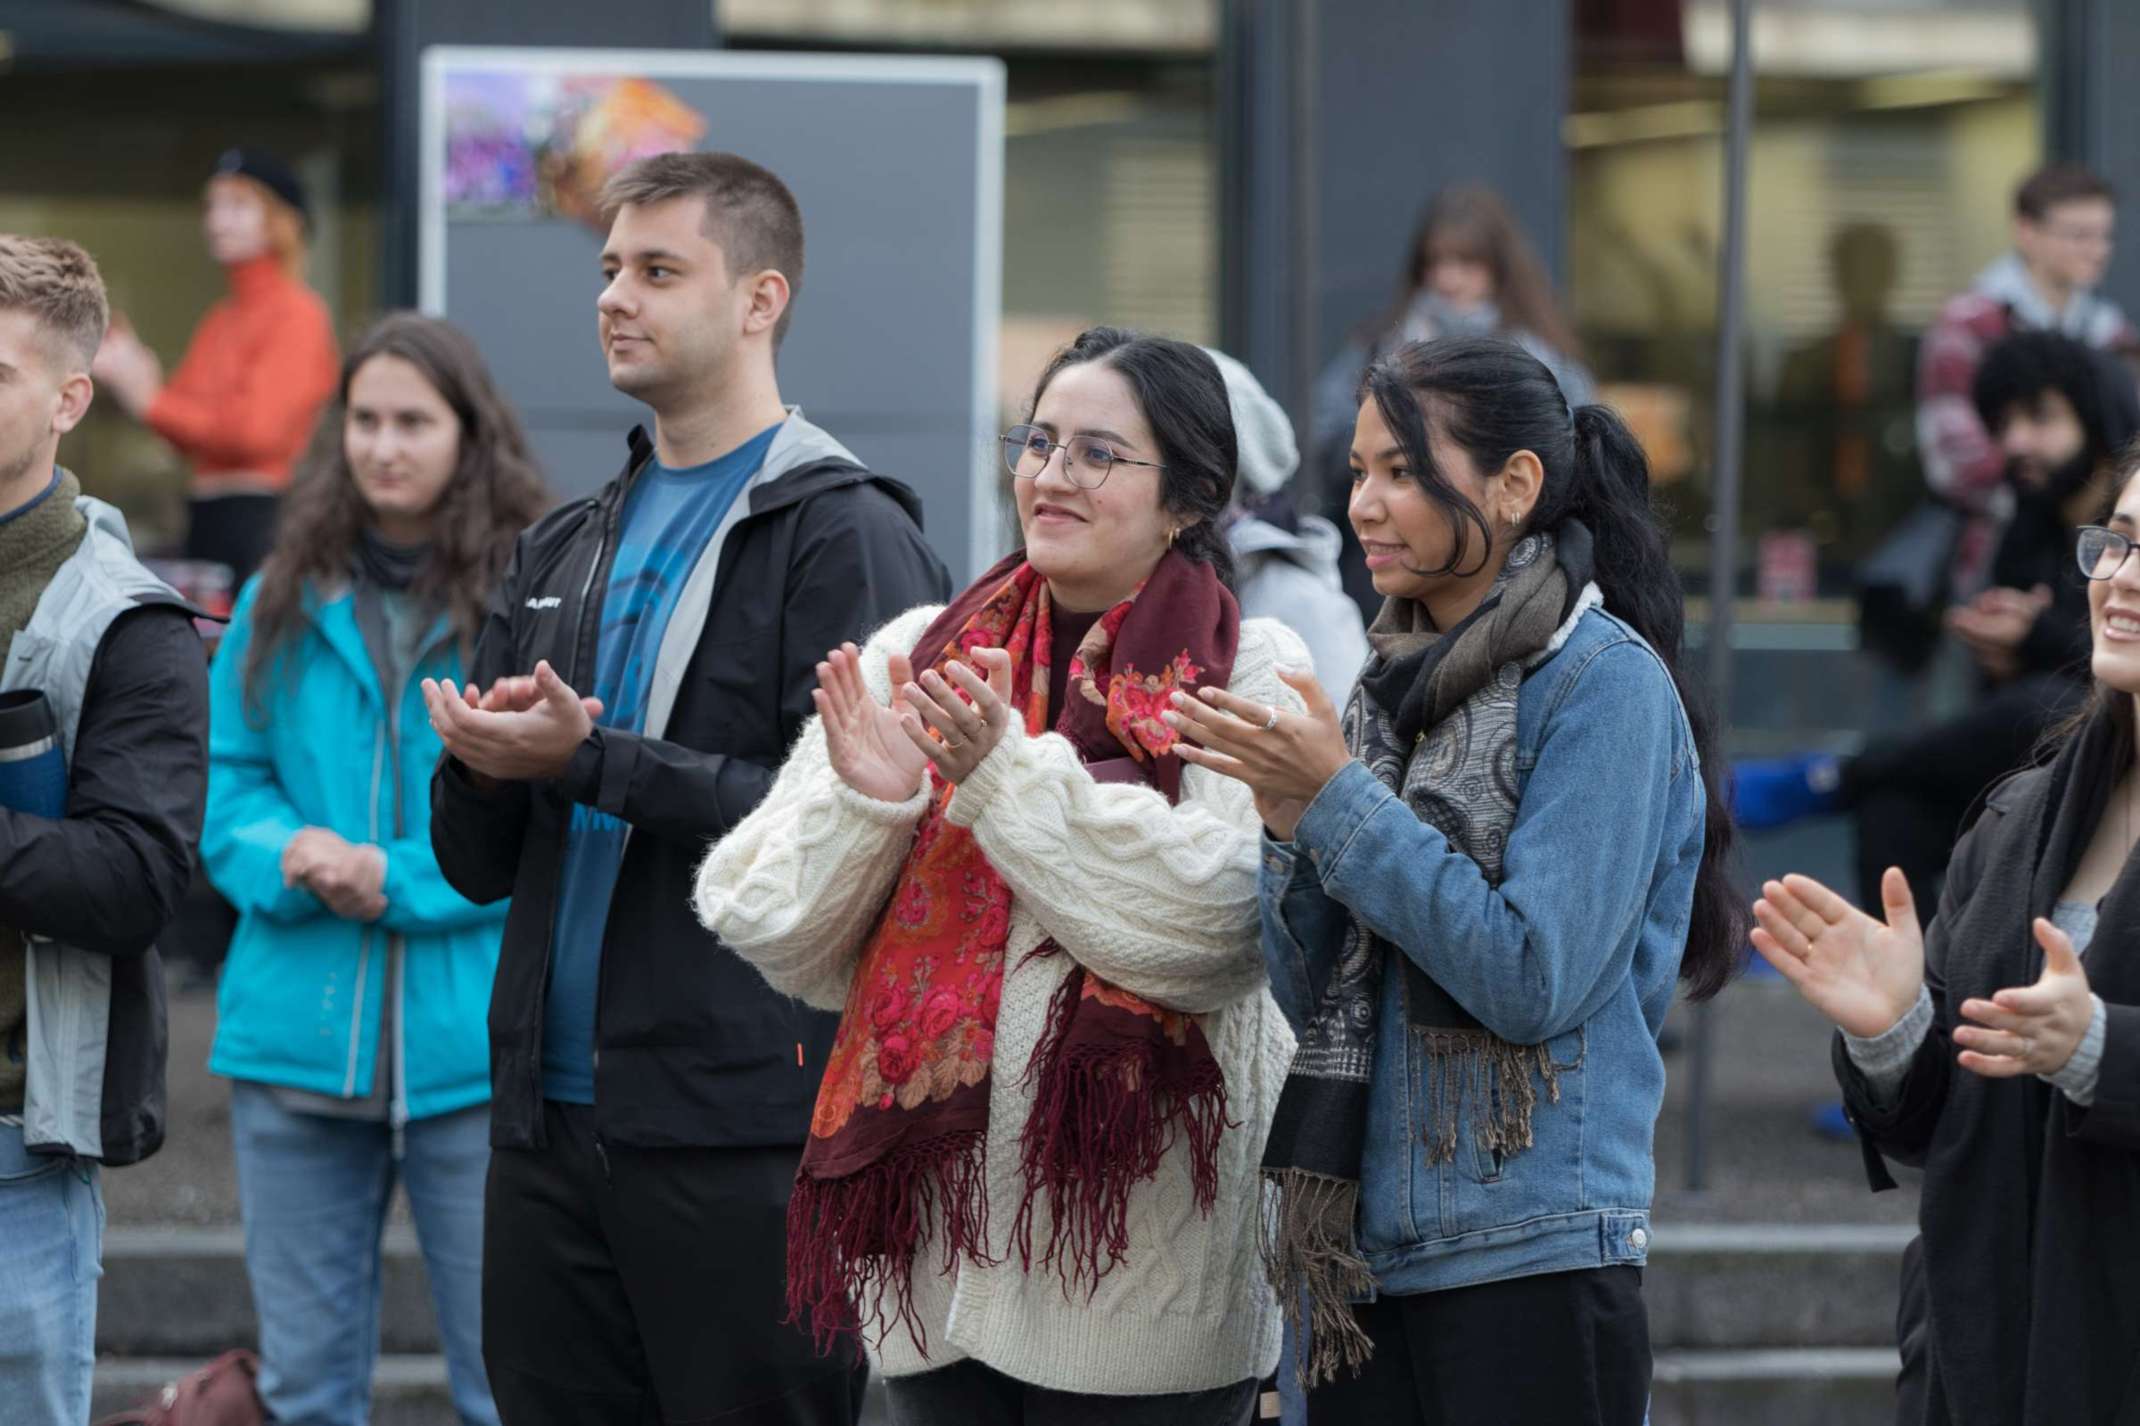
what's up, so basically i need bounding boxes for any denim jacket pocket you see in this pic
[1408,1022,1588,1240]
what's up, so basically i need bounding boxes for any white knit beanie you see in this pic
[1201,347,1300,499]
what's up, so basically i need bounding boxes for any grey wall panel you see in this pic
[423,49,1003,582]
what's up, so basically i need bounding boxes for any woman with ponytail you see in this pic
[695,328,1306,1421]
[1171,335,1740,1423]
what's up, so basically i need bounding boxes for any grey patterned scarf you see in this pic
[1261,525,1599,1386]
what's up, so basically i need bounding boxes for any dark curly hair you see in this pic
[243,312,550,718]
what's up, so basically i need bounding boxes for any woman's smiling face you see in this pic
[1014,359,1177,612]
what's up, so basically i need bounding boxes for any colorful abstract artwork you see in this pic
[442,70,709,227]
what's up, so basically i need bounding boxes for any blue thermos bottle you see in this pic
[0,690,67,818]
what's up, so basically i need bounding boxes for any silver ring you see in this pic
[1261,705,1281,732]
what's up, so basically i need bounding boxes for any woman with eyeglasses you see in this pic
[695,328,1306,1422]
[1755,444,2140,1425]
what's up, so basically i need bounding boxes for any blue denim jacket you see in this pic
[1259,607,1704,1295]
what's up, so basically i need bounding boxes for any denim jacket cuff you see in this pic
[1292,759,1394,882]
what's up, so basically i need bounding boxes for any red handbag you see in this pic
[95,1349,266,1426]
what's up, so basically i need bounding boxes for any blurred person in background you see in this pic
[202,313,547,1426]
[92,146,340,588]
[1752,441,2140,1424]
[1738,330,2140,911]
[1206,346,1369,694]
[1917,162,2137,597]
[1311,186,1595,618]
[425,152,946,1426]
[0,235,207,1424]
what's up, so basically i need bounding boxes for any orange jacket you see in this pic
[147,256,339,492]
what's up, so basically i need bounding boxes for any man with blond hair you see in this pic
[425,153,945,1424]
[0,235,208,1421]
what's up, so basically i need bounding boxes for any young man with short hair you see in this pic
[0,235,208,1422]
[426,152,947,1426]
[1919,162,2138,591]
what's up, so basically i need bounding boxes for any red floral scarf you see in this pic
[786,549,1240,1353]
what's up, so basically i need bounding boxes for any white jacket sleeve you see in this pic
[944,621,1313,1014]
[692,606,939,1011]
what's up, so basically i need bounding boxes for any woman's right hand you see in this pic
[813,643,929,803]
[1751,868,1925,1039]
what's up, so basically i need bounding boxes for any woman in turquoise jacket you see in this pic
[203,313,549,1426]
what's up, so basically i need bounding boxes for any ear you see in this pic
[741,269,792,342]
[1498,448,1545,529]
[52,370,94,438]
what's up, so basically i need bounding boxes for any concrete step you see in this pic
[1645,1222,1913,1350]
[93,1355,457,1426]
[98,1225,440,1358]
[1650,1348,1900,1426]
[94,1355,899,1426]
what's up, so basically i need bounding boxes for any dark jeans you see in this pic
[1300,1268,1650,1425]
[886,1360,1258,1426]
[483,1102,864,1426]
[184,491,280,588]
[1848,672,2087,908]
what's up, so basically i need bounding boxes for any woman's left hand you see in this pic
[1165,667,1350,841]
[901,648,1014,784]
[1954,917,2095,1078]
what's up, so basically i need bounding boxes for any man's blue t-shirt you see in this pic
[540,423,780,1104]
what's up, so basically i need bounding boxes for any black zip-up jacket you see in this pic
[430,416,949,1151]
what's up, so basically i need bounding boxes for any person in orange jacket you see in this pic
[94,147,339,585]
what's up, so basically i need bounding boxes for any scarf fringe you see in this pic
[1417,1030,1562,1164]
[1013,970,1231,1296]
[1261,1167,1378,1388]
[785,1127,990,1358]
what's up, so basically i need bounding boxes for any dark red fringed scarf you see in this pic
[786,550,1240,1353]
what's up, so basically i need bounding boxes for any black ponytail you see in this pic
[1361,335,1743,1001]
[1029,326,1239,591]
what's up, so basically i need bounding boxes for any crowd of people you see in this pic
[0,139,2134,1426]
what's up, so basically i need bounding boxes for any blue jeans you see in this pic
[230,1084,498,1426]
[0,1119,103,1426]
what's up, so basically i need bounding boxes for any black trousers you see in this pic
[886,1359,1258,1426]
[1301,1268,1650,1425]
[483,1101,865,1426]
[1848,672,2086,909]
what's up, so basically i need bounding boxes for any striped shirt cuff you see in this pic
[2044,994,2108,1106]
[1843,984,1935,1108]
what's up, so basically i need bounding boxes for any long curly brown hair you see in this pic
[243,312,550,716]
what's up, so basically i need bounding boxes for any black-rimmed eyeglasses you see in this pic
[2076,525,2140,580]
[999,424,1165,490]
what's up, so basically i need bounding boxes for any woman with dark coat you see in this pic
[1754,446,2140,1425]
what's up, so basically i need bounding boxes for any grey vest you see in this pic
[1,495,185,1157]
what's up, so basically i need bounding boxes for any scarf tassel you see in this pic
[785,1127,990,1357]
[1261,1167,1379,1388]
[1013,970,1232,1296]
[1418,1030,1562,1165]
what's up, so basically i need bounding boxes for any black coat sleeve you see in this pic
[430,532,535,905]
[1831,815,1994,1187]
[0,606,207,956]
[2066,1001,2140,1148]
[556,482,950,847]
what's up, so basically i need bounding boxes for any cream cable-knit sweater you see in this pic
[695,604,1308,1395]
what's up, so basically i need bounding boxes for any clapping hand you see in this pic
[1953,918,2094,1079]
[1164,667,1347,841]
[899,649,1014,785]
[283,827,387,923]
[1751,868,1925,1039]
[814,643,930,802]
[421,661,604,784]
